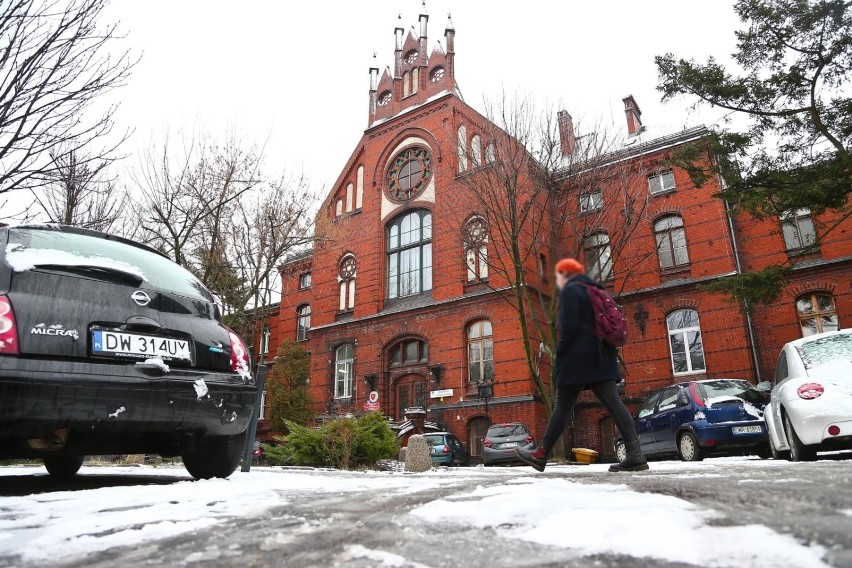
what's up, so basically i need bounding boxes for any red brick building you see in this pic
[256,12,852,461]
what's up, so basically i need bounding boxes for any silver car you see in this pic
[764,329,852,461]
[482,422,534,466]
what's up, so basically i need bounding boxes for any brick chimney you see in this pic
[622,95,643,135]
[557,110,576,156]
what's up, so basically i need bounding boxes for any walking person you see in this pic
[515,258,648,472]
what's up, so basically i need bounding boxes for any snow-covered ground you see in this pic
[0,458,844,567]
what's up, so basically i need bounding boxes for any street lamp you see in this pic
[477,380,494,425]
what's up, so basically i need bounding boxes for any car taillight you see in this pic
[797,383,824,400]
[689,383,705,407]
[828,425,840,436]
[228,331,251,377]
[525,435,534,445]
[483,438,492,448]
[441,445,450,455]
[0,296,19,356]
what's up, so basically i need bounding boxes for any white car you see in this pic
[764,329,852,461]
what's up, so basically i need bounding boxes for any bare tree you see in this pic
[456,95,654,449]
[134,130,316,339]
[0,0,135,195]
[30,147,124,231]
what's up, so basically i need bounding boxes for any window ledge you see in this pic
[579,208,603,216]
[649,189,676,198]
[673,370,706,377]
[659,265,691,281]
[786,247,820,259]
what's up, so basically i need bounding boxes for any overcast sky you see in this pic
[3,1,744,219]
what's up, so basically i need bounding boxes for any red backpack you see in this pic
[574,283,628,348]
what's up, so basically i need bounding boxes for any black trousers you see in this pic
[541,380,640,456]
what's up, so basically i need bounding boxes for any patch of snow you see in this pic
[193,379,208,399]
[107,406,126,419]
[411,478,828,568]
[694,411,706,421]
[706,396,764,419]
[342,544,431,567]
[0,466,450,565]
[4,244,148,282]
[137,358,170,373]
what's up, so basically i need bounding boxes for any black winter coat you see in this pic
[555,274,622,387]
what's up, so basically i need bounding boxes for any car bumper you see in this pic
[785,398,852,446]
[430,454,455,465]
[692,420,768,450]
[0,357,256,456]
[483,443,532,465]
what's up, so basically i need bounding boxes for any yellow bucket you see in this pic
[572,448,599,464]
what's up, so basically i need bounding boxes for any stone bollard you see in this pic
[404,434,432,473]
[398,447,408,463]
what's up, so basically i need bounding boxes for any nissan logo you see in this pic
[131,290,151,307]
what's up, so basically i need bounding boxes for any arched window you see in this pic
[797,292,838,337]
[345,183,354,212]
[430,66,445,82]
[666,309,706,375]
[338,255,356,312]
[457,125,468,172]
[583,232,613,281]
[467,320,494,383]
[463,216,488,282]
[297,305,311,342]
[388,337,429,367]
[378,90,392,107]
[387,210,432,299]
[356,165,364,210]
[334,344,354,399]
[470,134,482,168]
[654,215,689,269]
[411,67,419,94]
[403,71,411,97]
[485,142,496,164]
[335,199,343,217]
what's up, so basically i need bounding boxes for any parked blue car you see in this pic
[615,379,771,463]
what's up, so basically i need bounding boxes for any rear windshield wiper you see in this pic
[35,264,145,286]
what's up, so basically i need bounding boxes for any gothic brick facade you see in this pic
[255,12,852,462]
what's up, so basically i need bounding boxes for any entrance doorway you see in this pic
[395,375,427,421]
[467,416,490,459]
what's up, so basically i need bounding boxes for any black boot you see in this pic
[515,445,547,472]
[609,441,648,472]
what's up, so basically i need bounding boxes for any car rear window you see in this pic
[698,379,763,405]
[5,228,212,302]
[424,435,446,446]
[486,425,527,437]
[796,333,852,374]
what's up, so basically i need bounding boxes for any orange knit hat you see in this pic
[555,258,585,275]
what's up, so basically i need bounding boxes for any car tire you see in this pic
[783,413,817,462]
[677,432,704,462]
[183,434,245,479]
[755,445,772,460]
[615,441,627,464]
[43,455,84,478]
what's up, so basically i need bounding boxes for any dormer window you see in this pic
[378,91,392,107]
[430,67,445,82]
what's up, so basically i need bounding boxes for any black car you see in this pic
[0,225,257,479]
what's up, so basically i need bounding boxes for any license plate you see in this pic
[92,330,191,362]
[499,442,518,449]
[733,425,763,435]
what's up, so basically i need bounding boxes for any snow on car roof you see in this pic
[786,328,852,348]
